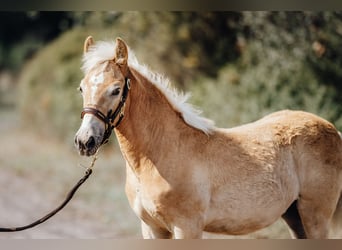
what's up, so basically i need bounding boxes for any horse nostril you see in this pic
[85,136,95,149]
[75,136,82,149]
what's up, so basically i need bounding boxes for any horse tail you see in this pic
[330,131,342,238]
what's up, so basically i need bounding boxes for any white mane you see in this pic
[82,40,215,135]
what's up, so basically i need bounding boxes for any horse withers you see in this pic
[74,36,342,239]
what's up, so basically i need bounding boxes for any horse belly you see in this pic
[205,173,299,235]
[205,205,281,235]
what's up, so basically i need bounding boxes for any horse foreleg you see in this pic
[141,221,172,239]
[171,218,204,239]
[172,226,203,239]
[141,220,203,239]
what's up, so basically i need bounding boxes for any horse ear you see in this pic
[84,36,94,54]
[115,37,128,66]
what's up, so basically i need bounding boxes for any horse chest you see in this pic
[125,168,171,229]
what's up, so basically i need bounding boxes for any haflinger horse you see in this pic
[74,36,342,239]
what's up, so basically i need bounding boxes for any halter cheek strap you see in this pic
[80,77,131,145]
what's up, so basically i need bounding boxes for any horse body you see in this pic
[75,37,342,238]
[205,111,342,235]
[117,78,342,238]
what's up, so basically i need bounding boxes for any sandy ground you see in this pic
[0,168,118,238]
[0,109,141,238]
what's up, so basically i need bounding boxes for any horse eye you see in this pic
[78,86,83,93]
[111,88,121,96]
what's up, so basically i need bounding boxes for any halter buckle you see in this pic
[126,78,131,90]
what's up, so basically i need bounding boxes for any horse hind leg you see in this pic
[296,185,341,239]
[331,131,342,237]
[329,192,342,238]
[282,200,307,239]
[284,188,341,239]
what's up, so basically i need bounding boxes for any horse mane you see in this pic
[81,40,215,135]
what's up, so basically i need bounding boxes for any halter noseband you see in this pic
[80,77,131,145]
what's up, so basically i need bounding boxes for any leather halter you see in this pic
[80,77,131,145]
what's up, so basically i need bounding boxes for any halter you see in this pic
[80,77,131,145]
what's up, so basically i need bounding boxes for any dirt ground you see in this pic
[0,108,290,239]
[0,108,141,238]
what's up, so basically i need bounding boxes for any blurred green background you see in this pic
[1,11,342,238]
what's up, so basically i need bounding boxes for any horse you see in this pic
[74,36,342,239]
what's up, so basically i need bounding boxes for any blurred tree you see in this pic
[106,12,242,86]
[190,11,342,130]
[172,12,242,78]
[308,12,342,88]
[0,11,74,71]
[306,12,342,123]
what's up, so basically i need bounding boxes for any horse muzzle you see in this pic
[74,134,99,156]
[74,115,105,156]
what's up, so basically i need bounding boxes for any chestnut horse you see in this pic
[74,36,342,239]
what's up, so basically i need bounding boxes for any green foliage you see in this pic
[305,12,342,127]
[307,12,342,87]
[190,58,338,129]
[18,28,87,142]
[191,12,342,129]
[103,12,241,86]
[190,11,342,130]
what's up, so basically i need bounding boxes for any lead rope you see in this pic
[0,151,99,232]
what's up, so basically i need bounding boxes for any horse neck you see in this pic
[114,68,192,171]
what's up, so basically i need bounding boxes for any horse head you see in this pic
[74,36,130,156]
